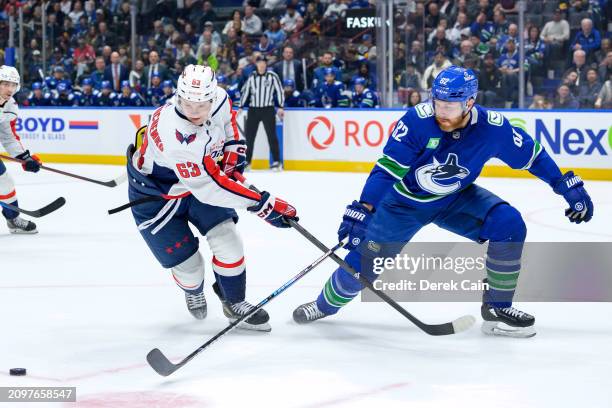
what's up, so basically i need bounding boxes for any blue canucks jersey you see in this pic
[75,91,98,107]
[117,92,145,107]
[351,88,379,108]
[226,84,241,106]
[27,92,52,106]
[93,92,117,107]
[145,86,164,106]
[361,103,544,208]
[284,90,307,107]
[51,92,78,107]
[158,93,174,106]
[314,81,350,108]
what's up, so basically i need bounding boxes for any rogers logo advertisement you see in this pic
[306,115,397,150]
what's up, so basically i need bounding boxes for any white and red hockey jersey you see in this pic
[0,97,26,157]
[128,87,261,208]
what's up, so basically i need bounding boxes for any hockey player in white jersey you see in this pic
[127,65,298,331]
[0,65,42,234]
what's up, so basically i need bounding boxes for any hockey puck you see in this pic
[9,368,26,376]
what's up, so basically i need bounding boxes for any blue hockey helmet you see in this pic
[121,80,131,90]
[323,67,335,77]
[353,77,367,87]
[81,77,93,86]
[32,82,42,90]
[216,74,227,84]
[283,78,295,88]
[431,65,478,103]
[101,80,112,90]
[162,80,174,89]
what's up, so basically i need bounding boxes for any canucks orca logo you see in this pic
[415,153,470,195]
[176,130,197,145]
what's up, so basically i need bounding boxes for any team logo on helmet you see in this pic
[415,153,470,195]
[176,130,197,145]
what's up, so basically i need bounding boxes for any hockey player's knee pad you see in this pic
[480,204,527,243]
[207,219,245,277]
[171,251,205,293]
[0,171,16,202]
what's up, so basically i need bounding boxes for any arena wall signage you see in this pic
[284,109,612,180]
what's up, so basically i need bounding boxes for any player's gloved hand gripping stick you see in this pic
[0,154,127,188]
[233,173,476,336]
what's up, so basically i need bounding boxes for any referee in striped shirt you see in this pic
[238,55,285,171]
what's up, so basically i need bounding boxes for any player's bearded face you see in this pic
[179,97,213,125]
[434,99,466,127]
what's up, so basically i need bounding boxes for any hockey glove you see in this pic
[553,171,593,224]
[338,200,373,250]
[248,191,298,228]
[221,140,247,179]
[16,150,42,173]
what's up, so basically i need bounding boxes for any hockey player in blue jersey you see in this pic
[51,81,77,107]
[314,67,350,108]
[351,77,379,108]
[93,81,117,107]
[75,78,98,107]
[282,79,307,107]
[116,81,145,107]
[217,74,241,106]
[158,80,175,105]
[293,66,594,338]
[144,73,164,106]
[27,82,52,106]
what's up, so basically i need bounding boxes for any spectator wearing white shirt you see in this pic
[324,0,348,21]
[242,5,263,35]
[540,8,570,57]
[68,1,84,25]
[281,5,301,33]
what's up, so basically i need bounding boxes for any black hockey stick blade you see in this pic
[147,348,179,377]
[0,197,66,218]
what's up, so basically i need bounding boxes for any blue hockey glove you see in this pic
[338,200,373,250]
[552,171,593,224]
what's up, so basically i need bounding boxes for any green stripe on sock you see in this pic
[323,279,353,308]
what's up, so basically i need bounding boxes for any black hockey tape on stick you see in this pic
[108,195,163,215]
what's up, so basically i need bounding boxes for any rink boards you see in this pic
[9,106,612,180]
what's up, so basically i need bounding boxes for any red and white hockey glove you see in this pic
[220,140,247,179]
[16,150,42,173]
[248,191,298,228]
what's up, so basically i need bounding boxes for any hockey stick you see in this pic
[0,154,127,188]
[233,173,475,336]
[0,197,66,218]
[147,241,344,376]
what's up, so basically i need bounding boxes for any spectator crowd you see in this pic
[0,0,611,109]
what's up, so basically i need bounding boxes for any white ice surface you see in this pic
[1,162,611,408]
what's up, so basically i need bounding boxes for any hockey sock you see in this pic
[1,199,19,220]
[484,241,523,308]
[214,270,246,303]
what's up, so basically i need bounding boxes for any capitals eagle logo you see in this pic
[176,130,197,145]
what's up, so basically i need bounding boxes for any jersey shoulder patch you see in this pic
[414,102,434,119]
[486,109,504,126]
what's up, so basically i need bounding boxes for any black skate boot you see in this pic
[184,288,207,320]
[293,301,329,324]
[212,282,271,332]
[7,216,38,234]
[481,278,535,338]
[481,305,535,338]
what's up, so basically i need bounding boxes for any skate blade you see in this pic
[230,318,271,332]
[8,228,39,235]
[481,321,536,338]
[188,309,208,320]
